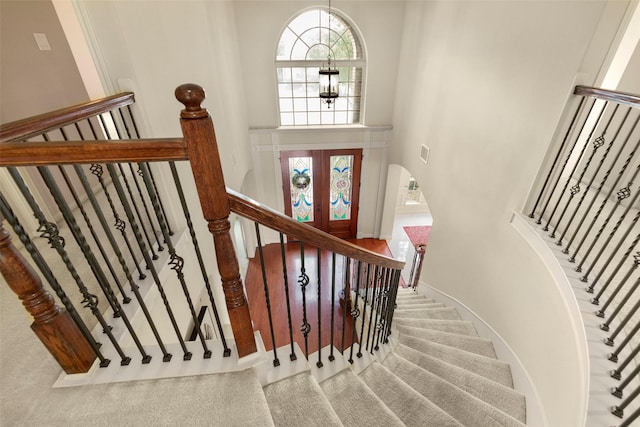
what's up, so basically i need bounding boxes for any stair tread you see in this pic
[396,324,497,358]
[398,334,514,387]
[263,371,342,427]
[360,362,464,427]
[396,298,437,305]
[394,307,461,320]
[320,369,404,427]
[395,303,447,310]
[393,318,478,336]
[394,344,527,422]
[383,352,526,426]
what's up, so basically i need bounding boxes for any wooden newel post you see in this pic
[0,217,96,373]
[175,84,257,358]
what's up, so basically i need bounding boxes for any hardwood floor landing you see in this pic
[244,239,395,356]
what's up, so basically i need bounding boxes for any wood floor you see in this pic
[244,238,393,356]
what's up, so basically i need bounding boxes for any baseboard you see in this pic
[415,281,548,427]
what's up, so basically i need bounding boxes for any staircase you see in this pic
[259,288,527,427]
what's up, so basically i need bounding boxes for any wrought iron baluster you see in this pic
[599,277,639,330]
[365,266,379,353]
[138,163,211,359]
[279,233,296,361]
[373,267,390,352]
[0,192,109,367]
[617,405,640,427]
[383,270,401,343]
[107,165,192,360]
[37,166,151,363]
[558,105,619,248]
[340,257,351,355]
[255,223,279,366]
[567,108,635,263]
[74,165,172,361]
[348,260,362,364]
[356,263,371,358]
[611,383,640,419]
[58,165,131,304]
[169,162,229,356]
[588,211,640,295]
[130,163,163,251]
[545,98,600,235]
[316,247,323,368]
[5,171,130,364]
[530,96,587,219]
[610,341,640,373]
[603,301,640,348]
[611,363,640,398]
[298,242,310,359]
[595,253,640,316]
[329,252,336,362]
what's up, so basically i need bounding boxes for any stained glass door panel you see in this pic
[281,149,362,239]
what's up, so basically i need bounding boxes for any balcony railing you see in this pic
[527,85,640,427]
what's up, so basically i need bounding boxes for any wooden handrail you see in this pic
[0,138,188,167]
[0,92,135,142]
[228,189,405,270]
[574,86,640,109]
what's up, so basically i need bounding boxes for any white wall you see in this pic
[390,1,631,426]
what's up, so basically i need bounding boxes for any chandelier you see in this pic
[319,0,339,108]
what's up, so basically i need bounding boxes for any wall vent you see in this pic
[420,145,430,164]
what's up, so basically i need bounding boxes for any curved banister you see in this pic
[227,188,405,270]
[574,86,640,109]
[0,138,188,167]
[0,92,135,142]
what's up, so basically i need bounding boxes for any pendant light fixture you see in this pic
[319,0,339,108]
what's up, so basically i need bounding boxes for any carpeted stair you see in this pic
[262,288,527,426]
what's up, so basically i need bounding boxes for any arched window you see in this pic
[276,8,365,126]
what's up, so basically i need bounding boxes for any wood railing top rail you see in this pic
[0,138,188,167]
[0,92,135,143]
[228,189,405,270]
[574,85,640,109]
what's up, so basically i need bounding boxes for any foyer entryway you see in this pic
[280,149,362,239]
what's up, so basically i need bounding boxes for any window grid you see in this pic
[276,9,364,126]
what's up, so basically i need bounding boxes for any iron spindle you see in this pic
[6,171,130,364]
[611,383,640,418]
[609,342,640,375]
[139,163,211,358]
[601,275,640,330]
[341,257,351,355]
[316,248,323,368]
[529,96,586,219]
[567,108,635,264]
[0,192,109,367]
[558,105,619,248]
[107,165,192,360]
[589,213,640,295]
[348,261,362,364]
[611,363,640,398]
[600,276,639,328]
[255,223,279,366]
[595,252,640,315]
[37,166,151,363]
[617,405,640,427]
[373,268,390,352]
[130,163,164,251]
[356,263,371,358]
[279,233,297,361]
[329,252,336,362]
[580,177,640,283]
[90,164,146,280]
[383,270,401,343]
[545,99,600,235]
[603,300,640,348]
[298,242,310,359]
[74,165,172,361]
[169,162,229,356]
[58,165,131,303]
[365,266,380,353]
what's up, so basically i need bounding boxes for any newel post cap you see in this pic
[175,84,208,119]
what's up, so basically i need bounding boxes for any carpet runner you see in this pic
[262,288,527,426]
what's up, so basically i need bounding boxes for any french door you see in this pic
[280,149,362,239]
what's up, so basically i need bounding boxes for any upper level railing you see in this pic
[0,84,403,375]
[527,85,640,427]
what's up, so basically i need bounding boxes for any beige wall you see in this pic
[0,0,88,124]
[390,1,631,426]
